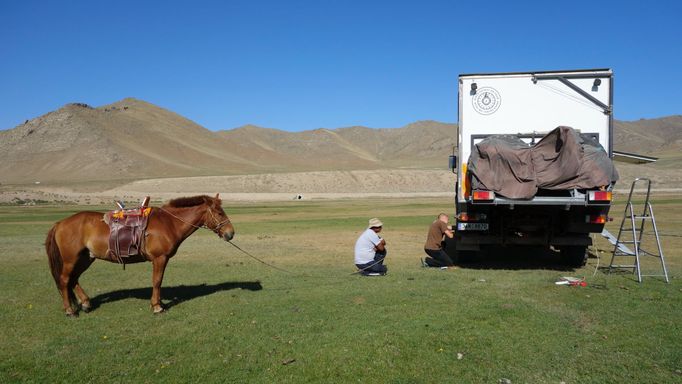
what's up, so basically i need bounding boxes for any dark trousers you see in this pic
[424,248,454,267]
[356,250,387,275]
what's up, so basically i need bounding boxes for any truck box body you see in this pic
[453,69,615,265]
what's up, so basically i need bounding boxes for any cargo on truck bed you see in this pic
[468,125,618,200]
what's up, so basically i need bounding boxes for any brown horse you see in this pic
[45,194,235,316]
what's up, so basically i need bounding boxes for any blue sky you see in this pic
[1,0,680,131]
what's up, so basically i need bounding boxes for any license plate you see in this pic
[457,222,489,231]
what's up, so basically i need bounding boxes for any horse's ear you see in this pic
[215,193,220,199]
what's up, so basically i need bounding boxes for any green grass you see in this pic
[1,197,680,383]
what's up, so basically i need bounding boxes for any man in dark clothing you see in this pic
[423,213,455,268]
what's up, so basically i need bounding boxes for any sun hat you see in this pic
[368,218,383,228]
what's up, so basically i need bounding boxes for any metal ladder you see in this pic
[608,178,669,283]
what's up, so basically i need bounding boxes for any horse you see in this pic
[45,194,235,316]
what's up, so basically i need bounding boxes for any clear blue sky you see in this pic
[1,0,680,131]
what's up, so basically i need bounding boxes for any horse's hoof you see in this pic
[81,304,92,313]
[65,310,79,318]
[152,306,165,314]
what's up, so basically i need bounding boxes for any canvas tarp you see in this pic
[468,126,618,199]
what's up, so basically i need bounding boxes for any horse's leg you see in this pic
[150,255,169,314]
[47,225,78,316]
[58,249,96,316]
[58,261,79,317]
[73,283,90,312]
[72,256,96,312]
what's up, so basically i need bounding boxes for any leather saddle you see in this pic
[104,196,151,263]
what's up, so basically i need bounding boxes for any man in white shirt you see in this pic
[354,218,388,276]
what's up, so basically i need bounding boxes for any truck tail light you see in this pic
[472,190,494,201]
[457,212,487,222]
[588,191,612,202]
[586,214,607,224]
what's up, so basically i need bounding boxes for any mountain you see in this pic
[614,115,682,153]
[0,98,679,185]
[0,98,270,183]
[215,120,457,171]
[614,115,682,169]
[0,98,457,183]
[217,125,383,171]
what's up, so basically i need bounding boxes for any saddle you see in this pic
[104,197,151,264]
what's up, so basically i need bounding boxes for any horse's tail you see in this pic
[45,224,63,288]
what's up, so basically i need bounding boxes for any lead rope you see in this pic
[226,241,295,274]
[226,240,385,277]
[159,207,382,277]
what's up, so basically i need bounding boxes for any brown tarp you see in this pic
[468,126,618,199]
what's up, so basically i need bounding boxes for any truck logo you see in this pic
[472,87,501,115]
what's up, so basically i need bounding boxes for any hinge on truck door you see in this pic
[531,74,612,115]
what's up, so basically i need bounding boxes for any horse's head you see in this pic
[205,194,235,241]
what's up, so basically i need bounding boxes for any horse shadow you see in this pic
[89,281,263,312]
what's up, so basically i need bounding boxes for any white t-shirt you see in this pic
[354,228,382,265]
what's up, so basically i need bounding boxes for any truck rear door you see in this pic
[457,69,613,204]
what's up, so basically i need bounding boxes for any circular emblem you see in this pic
[472,87,501,115]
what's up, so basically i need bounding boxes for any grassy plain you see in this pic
[1,197,680,383]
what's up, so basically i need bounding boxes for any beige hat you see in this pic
[368,218,383,228]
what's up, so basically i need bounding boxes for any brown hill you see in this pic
[614,115,682,169]
[0,98,679,185]
[216,120,457,171]
[0,98,270,183]
[218,125,383,171]
[614,115,682,153]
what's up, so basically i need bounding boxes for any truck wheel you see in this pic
[456,250,478,263]
[560,246,587,268]
[443,237,458,262]
[443,237,479,264]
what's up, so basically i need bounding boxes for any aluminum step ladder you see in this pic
[607,178,669,283]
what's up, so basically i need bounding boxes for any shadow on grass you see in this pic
[456,246,584,271]
[89,281,263,311]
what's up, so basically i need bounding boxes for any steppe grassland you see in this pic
[1,196,680,383]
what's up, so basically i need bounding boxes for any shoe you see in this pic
[367,272,382,276]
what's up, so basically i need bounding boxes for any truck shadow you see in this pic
[88,281,263,312]
[456,246,587,271]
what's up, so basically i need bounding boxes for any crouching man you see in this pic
[354,218,387,276]
[423,213,455,268]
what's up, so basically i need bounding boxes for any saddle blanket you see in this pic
[104,207,152,262]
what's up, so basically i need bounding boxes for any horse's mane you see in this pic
[164,195,212,208]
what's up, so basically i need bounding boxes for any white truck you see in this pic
[448,69,616,266]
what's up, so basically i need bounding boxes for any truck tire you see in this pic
[560,246,587,268]
[456,250,478,264]
[443,238,476,265]
[443,237,458,261]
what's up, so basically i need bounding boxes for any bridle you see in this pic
[204,206,232,236]
[158,204,232,237]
